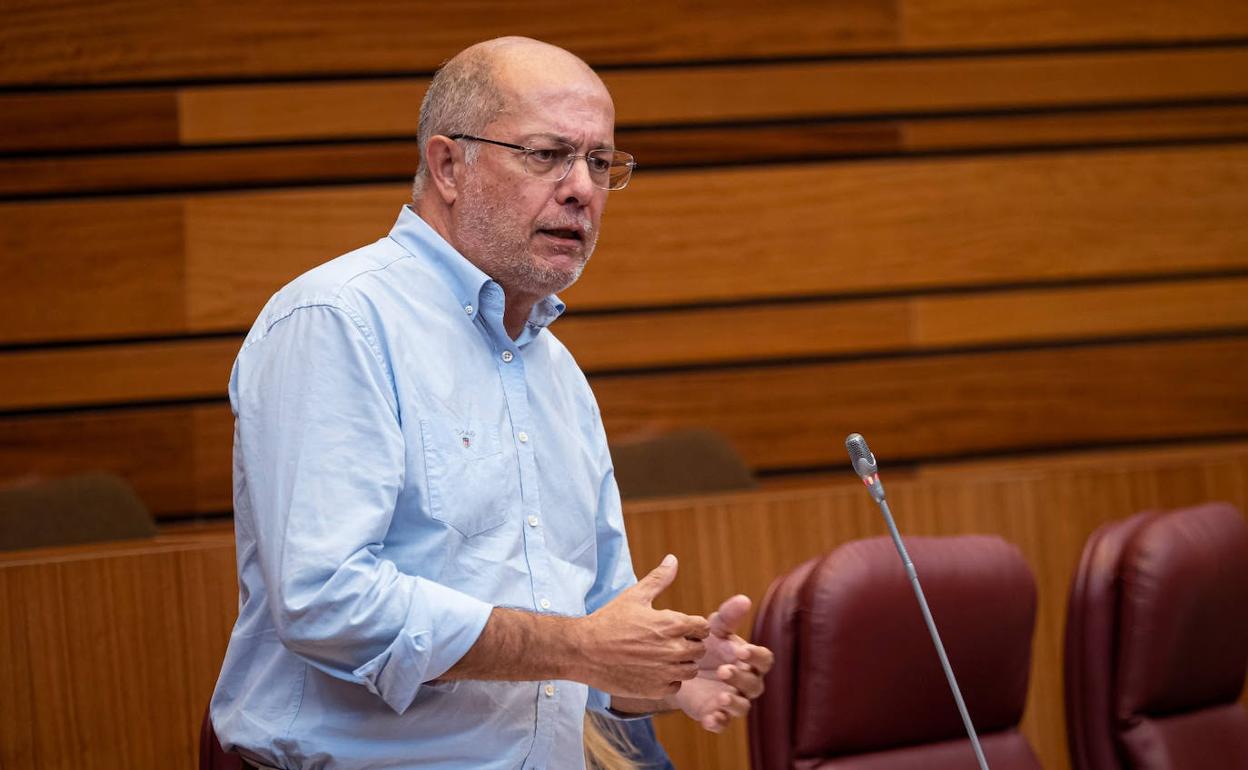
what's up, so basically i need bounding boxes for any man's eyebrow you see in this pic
[525,132,616,150]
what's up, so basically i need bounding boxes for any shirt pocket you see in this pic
[420,419,510,537]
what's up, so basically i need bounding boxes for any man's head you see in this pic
[413,37,619,305]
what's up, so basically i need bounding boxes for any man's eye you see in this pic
[529,148,562,164]
[587,156,611,173]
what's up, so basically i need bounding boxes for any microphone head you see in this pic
[845,433,878,478]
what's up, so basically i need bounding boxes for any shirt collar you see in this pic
[387,206,567,331]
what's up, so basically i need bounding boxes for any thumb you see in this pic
[632,554,679,604]
[709,594,752,637]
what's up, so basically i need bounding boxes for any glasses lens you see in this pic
[524,142,576,180]
[590,150,635,190]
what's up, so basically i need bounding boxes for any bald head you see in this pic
[411,37,612,200]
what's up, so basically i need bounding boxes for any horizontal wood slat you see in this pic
[6,47,1247,153]
[6,1,1248,87]
[3,144,1247,345]
[11,104,1248,199]
[0,0,897,86]
[593,336,1248,470]
[5,276,1248,413]
[2,337,1244,517]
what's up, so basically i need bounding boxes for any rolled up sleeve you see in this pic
[233,302,491,714]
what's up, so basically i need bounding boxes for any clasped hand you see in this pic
[580,554,775,733]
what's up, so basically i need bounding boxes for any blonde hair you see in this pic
[584,713,639,770]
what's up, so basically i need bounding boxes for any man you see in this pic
[211,37,773,769]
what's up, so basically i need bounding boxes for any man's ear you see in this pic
[425,135,462,205]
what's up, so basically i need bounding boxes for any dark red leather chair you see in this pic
[1064,502,1248,770]
[749,535,1042,770]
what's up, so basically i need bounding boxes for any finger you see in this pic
[721,691,751,718]
[741,643,775,673]
[718,663,766,699]
[708,594,752,637]
[631,554,679,604]
[662,609,710,640]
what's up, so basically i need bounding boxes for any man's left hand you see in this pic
[673,594,775,732]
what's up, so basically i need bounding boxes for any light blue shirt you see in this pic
[211,206,637,770]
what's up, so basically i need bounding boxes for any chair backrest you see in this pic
[750,535,1042,770]
[0,472,155,551]
[609,428,756,500]
[1064,502,1248,770]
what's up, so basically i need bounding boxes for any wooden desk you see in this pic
[2,442,1246,769]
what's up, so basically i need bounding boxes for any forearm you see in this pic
[439,607,586,682]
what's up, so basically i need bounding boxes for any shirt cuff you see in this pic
[352,577,493,714]
[587,688,656,721]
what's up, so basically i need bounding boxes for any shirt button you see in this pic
[501,350,514,363]
[518,431,529,443]
[527,515,539,527]
[544,684,556,697]
[463,304,473,315]
[539,598,551,610]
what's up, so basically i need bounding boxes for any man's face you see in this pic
[451,75,616,302]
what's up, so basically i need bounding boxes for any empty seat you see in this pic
[750,535,1042,770]
[1064,502,1248,770]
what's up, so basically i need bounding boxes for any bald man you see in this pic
[211,38,772,770]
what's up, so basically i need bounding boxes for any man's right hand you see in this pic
[573,554,709,698]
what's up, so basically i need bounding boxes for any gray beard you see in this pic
[456,193,596,299]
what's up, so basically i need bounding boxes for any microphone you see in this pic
[844,433,991,770]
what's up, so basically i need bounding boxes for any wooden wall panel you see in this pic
[6,275,1248,413]
[593,337,1248,470]
[0,0,897,86]
[902,0,1248,49]
[6,0,1248,87]
[4,445,1245,770]
[0,198,187,344]
[5,143,1246,344]
[10,105,1248,199]
[6,47,1245,155]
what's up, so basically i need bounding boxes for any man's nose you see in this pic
[555,155,598,206]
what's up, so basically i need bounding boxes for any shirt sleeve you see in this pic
[232,302,493,715]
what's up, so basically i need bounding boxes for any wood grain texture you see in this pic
[11,105,1248,198]
[902,0,1248,49]
[5,143,1247,344]
[0,0,896,86]
[7,275,1247,412]
[7,46,1246,154]
[2,336,1246,518]
[591,337,1248,470]
[0,534,238,769]
[4,444,1246,770]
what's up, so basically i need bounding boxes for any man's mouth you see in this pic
[537,227,583,242]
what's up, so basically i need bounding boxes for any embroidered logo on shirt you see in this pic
[456,429,476,449]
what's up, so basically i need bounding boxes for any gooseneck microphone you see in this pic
[844,433,991,770]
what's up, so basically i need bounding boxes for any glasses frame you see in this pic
[447,134,637,190]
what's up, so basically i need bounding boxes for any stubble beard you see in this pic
[456,186,597,300]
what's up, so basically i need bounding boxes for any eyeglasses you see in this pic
[448,134,636,190]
